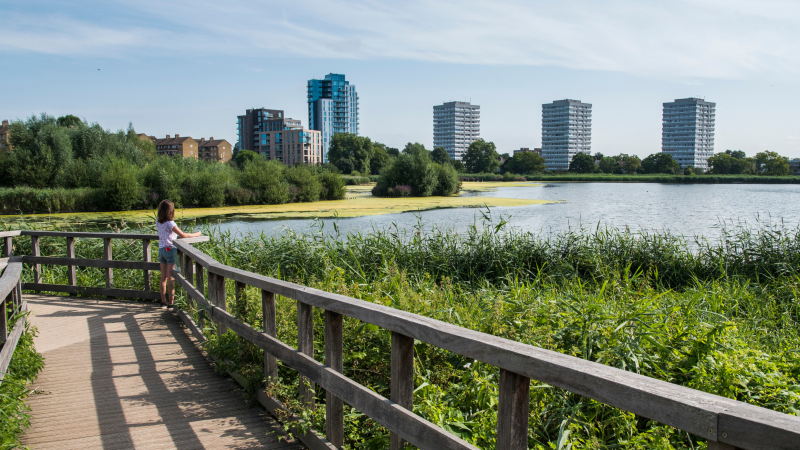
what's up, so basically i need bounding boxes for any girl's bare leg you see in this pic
[160,263,173,307]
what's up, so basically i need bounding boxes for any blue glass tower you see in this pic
[307,73,359,161]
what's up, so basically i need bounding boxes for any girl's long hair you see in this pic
[157,200,175,224]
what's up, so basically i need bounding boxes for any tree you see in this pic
[329,133,373,174]
[641,153,680,174]
[233,149,259,168]
[452,160,465,173]
[593,152,604,161]
[57,114,83,128]
[755,151,790,176]
[620,154,642,174]
[100,158,139,210]
[319,170,346,200]
[433,163,460,196]
[598,157,618,174]
[8,117,73,188]
[239,158,288,204]
[505,151,545,174]
[569,152,595,173]
[462,139,499,173]
[370,143,393,175]
[374,150,437,197]
[726,150,746,159]
[403,142,429,156]
[431,146,451,165]
[386,147,400,157]
[708,152,755,174]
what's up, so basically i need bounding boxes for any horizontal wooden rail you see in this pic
[14,231,209,244]
[22,256,160,271]
[0,262,22,301]
[0,231,22,238]
[172,239,800,449]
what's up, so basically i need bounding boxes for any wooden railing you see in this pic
[3,230,800,449]
[0,231,26,386]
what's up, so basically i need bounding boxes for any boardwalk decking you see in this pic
[21,295,304,450]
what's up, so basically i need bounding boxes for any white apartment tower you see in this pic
[433,101,480,160]
[661,98,716,170]
[542,99,592,171]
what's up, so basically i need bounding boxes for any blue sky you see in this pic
[2,0,799,158]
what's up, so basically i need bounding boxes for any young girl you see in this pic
[156,200,201,309]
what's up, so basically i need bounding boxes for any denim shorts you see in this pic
[158,247,177,265]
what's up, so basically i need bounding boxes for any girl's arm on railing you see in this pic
[172,225,202,239]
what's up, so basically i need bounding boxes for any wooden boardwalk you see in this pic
[21,295,304,450]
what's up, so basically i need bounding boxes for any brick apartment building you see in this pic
[0,120,10,151]
[197,138,232,163]
[149,134,232,162]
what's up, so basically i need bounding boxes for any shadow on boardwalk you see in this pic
[22,295,303,450]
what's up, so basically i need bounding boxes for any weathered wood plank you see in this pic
[0,263,22,301]
[708,443,742,450]
[391,332,414,450]
[103,238,113,290]
[0,231,21,238]
[22,283,162,300]
[195,261,205,328]
[325,310,344,448]
[497,369,530,450]
[0,301,27,386]
[21,230,159,239]
[214,273,227,335]
[262,290,278,385]
[66,237,76,296]
[3,236,11,257]
[0,292,7,343]
[22,256,161,271]
[143,239,152,291]
[298,301,315,406]
[715,400,800,449]
[31,235,41,284]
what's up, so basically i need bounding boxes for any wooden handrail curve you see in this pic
[171,238,800,450]
[0,261,26,387]
[3,230,798,449]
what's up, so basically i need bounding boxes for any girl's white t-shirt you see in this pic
[157,220,177,248]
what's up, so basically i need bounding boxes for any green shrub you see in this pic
[374,151,437,197]
[239,158,288,204]
[100,158,140,211]
[320,171,346,200]
[433,163,461,196]
[284,165,321,202]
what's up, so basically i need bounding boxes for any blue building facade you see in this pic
[307,74,359,161]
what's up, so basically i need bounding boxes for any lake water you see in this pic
[214,183,800,239]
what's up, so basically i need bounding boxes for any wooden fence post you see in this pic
[31,235,40,284]
[390,332,414,450]
[3,236,11,258]
[67,237,76,296]
[262,290,278,385]
[214,273,227,335]
[103,238,113,290]
[234,281,245,319]
[184,257,194,309]
[142,240,151,291]
[496,369,530,450]
[325,310,344,448]
[297,301,315,406]
[195,262,205,327]
[0,294,7,344]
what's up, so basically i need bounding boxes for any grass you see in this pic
[5,215,800,449]
[0,317,45,450]
[0,182,554,226]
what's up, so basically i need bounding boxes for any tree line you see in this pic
[567,149,792,176]
[0,114,345,213]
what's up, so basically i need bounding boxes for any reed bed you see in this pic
[5,215,800,449]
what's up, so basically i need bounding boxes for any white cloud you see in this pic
[2,0,799,79]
